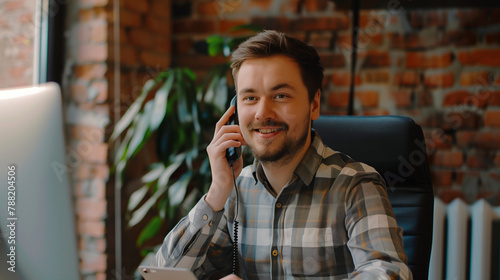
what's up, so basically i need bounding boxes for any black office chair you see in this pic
[313,115,434,280]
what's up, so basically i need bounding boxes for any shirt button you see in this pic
[272,250,278,257]
[203,214,208,221]
[276,202,282,208]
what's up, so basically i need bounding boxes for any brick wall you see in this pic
[0,0,36,87]
[169,1,500,204]
[64,0,110,279]
[64,0,172,278]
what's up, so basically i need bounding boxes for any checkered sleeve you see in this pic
[344,168,413,280]
[154,194,233,278]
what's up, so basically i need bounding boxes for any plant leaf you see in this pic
[137,216,163,247]
[150,74,174,131]
[157,153,186,191]
[126,101,154,159]
[141,163,165,183]
[168,171,192,208]
[127,185,149,212]
[110,79,156,141]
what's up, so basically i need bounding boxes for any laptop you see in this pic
[139,266,198,280]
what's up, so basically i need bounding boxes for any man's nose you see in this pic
[254,98,276,121]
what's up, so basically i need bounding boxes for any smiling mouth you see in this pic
[256,128,283,134]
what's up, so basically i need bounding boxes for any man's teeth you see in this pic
[258,128,280,134]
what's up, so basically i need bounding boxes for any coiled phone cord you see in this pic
[230,164,239,275]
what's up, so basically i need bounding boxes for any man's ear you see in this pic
[310,90,321,121]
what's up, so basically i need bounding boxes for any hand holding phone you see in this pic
[225,96,242,165]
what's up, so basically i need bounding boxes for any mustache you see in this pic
[248,120,289,131]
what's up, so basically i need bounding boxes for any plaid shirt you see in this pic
[155,130,412,280]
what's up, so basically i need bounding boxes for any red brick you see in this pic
[466,150,492,169]
[116,45,138,67]
[76,163,110,180]
[394,71,420,87]
[361,50,390,67]
[358,91,379,107]
[339,32,383,49]
[249,0,273,12]
[362,109,389,116]
[70,125,105,143]
[485,32,500,45]
[78,44,107,63]
[458,49,500,67]
[6,0,24,10]
[129,29,155,49]
[123,0,149,13]
[456,131,476,148]
[154,37,171,53]
[78,219,105,237]
[80,251,107,272]
[303,0,329,12]
[78,7,108,22]
[390,90,412,108]
[424,11,447,27]
[406,51,452,68]
[433,149,463,167]
[438,189,466,204]
[494,152,500,168]
[457,9,490,27]
[319,53,345,68]
[460,71,490,86]
[327,91,349,108]
[75,63,107,81]
[423,129,453,149]
[139,51,171,69]
[478,131,500,149]
[424,71,454,88]
[145,16,171,36]
[220,19,250,33]
[77,198,107,220]
[361,70,390,84]
[294,15,349,31]
[251,17,291,32]
[408,11,423,28]
[331,71,360,87]
[488,91,500,105]
[439,30,477,47]
[442,90,471,107]
[150,0,170,18]
[196,1,218,16]
[173,19,216,34]
[389,32,437,49]
[173,38,192,54]
[120,9,142,27]
[485,110,500,128]
[431,169,453,187]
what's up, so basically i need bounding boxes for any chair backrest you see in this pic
[313,115,434,280]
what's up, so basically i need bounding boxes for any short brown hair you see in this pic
[230,30,324,102]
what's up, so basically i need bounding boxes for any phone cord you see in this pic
[230,164,239,275]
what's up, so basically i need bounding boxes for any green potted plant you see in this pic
[110,26,260,255]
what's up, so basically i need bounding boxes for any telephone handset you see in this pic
[225,96,242,165]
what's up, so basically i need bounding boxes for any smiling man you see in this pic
[154,30,412,280]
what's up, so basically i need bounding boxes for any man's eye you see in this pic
[244,96,257,101]
[276,94,288,99]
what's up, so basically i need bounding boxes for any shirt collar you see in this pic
[250,129,325,186]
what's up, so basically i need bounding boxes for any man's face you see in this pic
[236,55,320,165]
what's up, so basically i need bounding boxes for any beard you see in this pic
[246,113,310,166]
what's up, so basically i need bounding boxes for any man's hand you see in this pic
[220,274,242,280]
[205,105,245,212]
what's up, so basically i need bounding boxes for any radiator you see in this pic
[428,198,500,280]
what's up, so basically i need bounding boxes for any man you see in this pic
[154,30,412,280]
